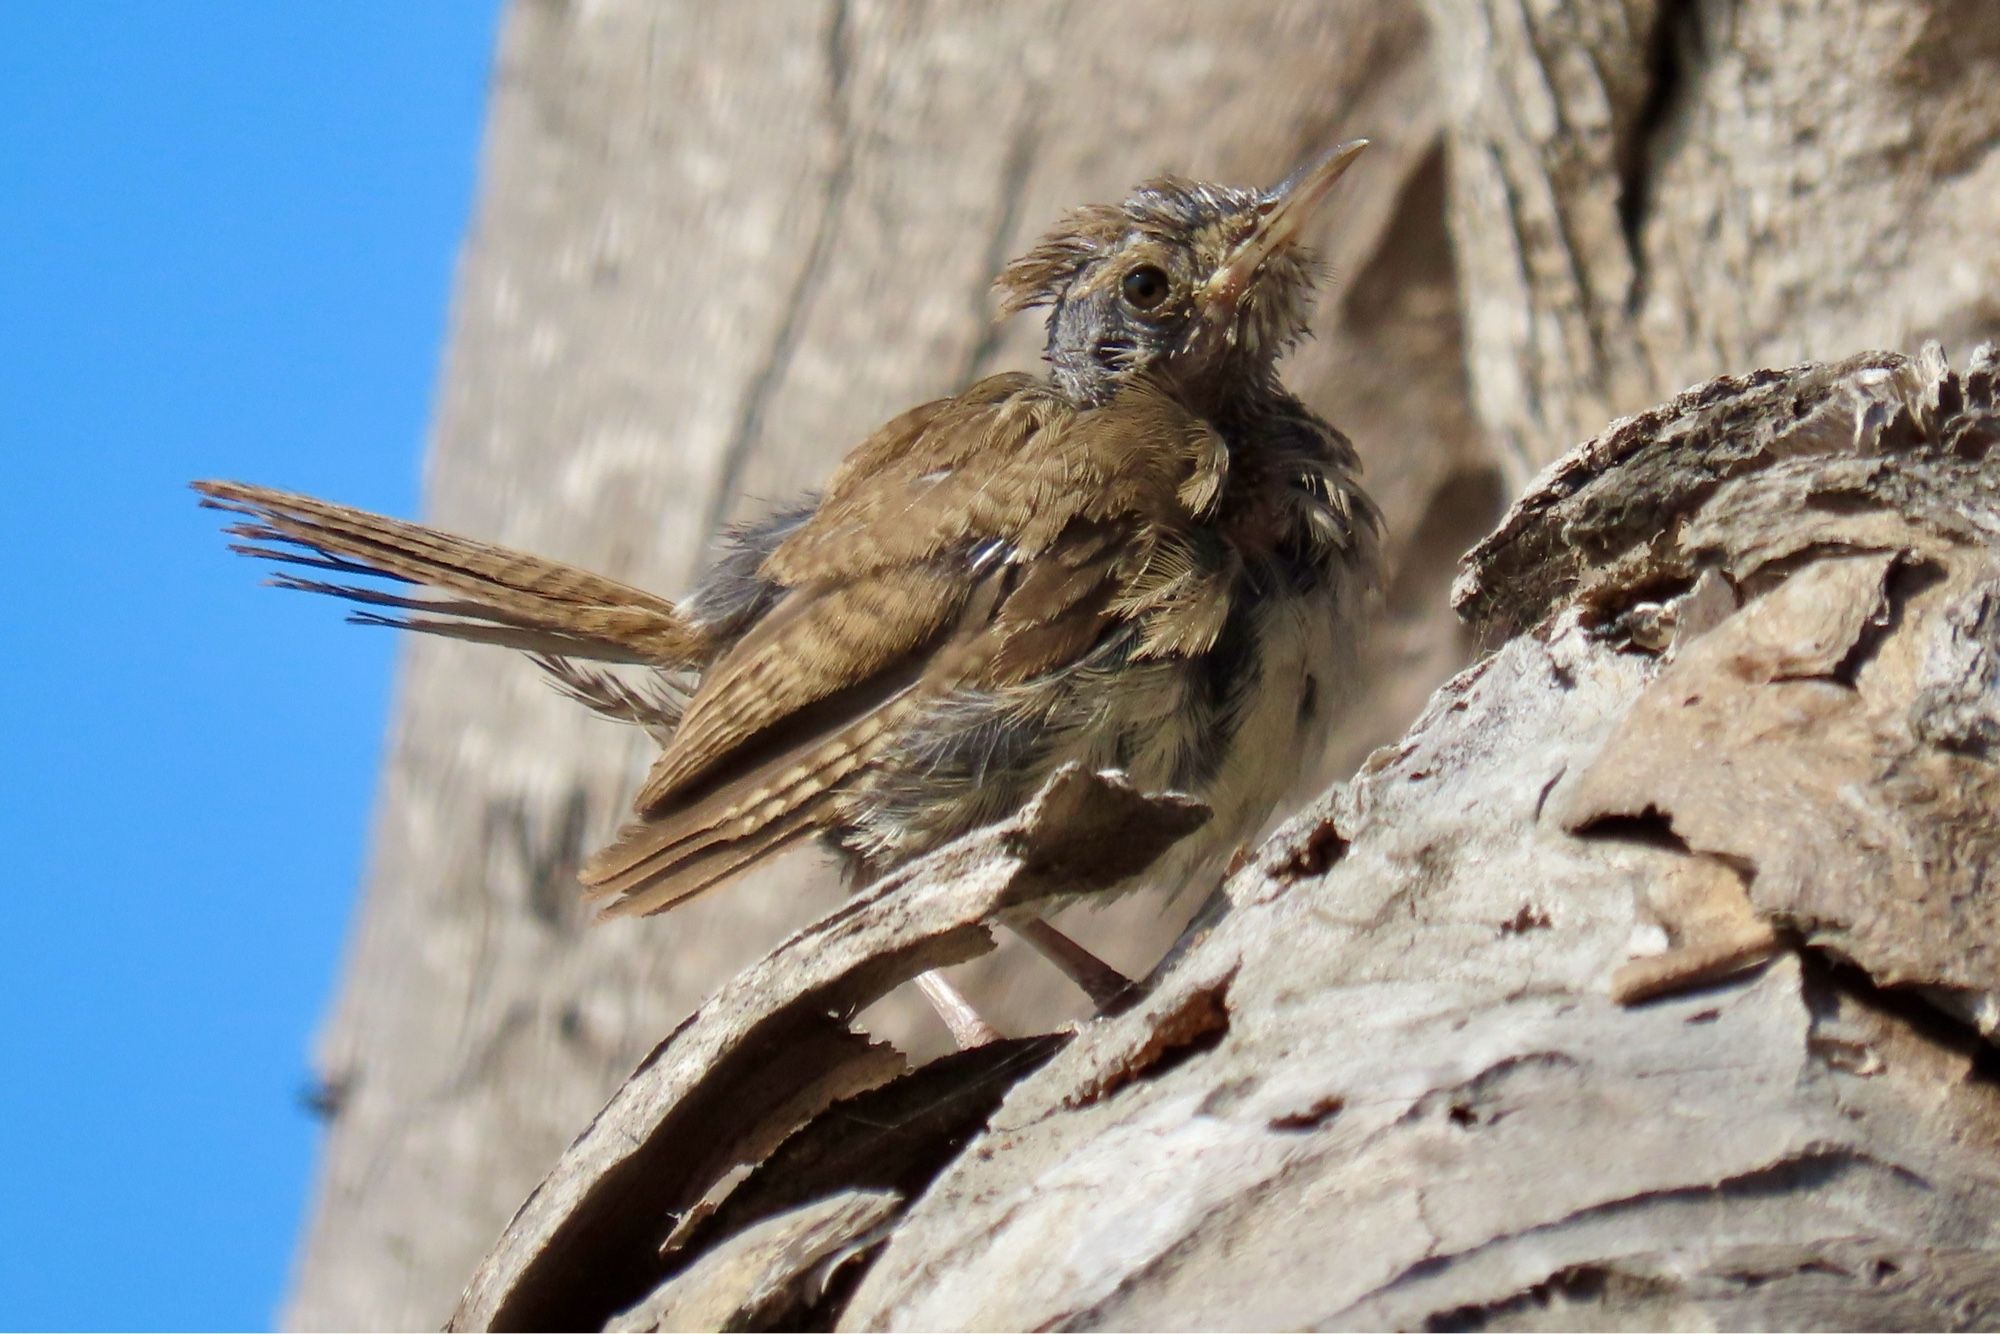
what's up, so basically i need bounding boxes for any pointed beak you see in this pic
[1202,138,1368,318]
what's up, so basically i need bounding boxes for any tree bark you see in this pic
[454,345,2000,1330]
[280,0,2000,1328]
[1428,0,2000,476]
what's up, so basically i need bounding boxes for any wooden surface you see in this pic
[830,347,2000,1330]
[459,347,2000,1329]
[446,767,1208,1332]
[1428,0,2000,477]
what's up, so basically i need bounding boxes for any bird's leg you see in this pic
[1010,916,1138,1012]
[913,970,1002,1048]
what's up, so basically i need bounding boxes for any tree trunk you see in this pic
[452,345,2000,1332]
[280,0,2000,1328]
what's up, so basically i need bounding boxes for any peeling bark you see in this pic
[446,348,2000,1331]
[447,768,1203,1331]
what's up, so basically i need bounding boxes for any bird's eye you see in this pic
[1120,264,1170,311]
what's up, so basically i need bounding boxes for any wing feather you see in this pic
[630,564,968,811]
[577,375,1245,910]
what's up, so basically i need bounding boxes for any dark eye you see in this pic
[1120,264,1170,311]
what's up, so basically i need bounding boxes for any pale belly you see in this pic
[1067,586,1353,893]
[838,579,1360,894]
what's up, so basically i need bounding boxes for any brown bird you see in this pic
[198,139,1380,1043]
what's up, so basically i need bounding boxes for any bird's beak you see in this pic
[1202,138,1368,321]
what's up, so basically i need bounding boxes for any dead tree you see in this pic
[445,345,2000,1330]
[280,1,2000,1326]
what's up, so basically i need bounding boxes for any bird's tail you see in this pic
[195,480,709,679]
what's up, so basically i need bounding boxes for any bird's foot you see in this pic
[913,970,1003,1048]
[1011,915,1139,1013]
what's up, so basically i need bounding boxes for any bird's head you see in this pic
[995,139,1367,409]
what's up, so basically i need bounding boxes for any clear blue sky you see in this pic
[0,6,497,1328]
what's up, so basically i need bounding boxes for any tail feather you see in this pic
[199,477,880,920]
[592,809,821,918]
[197,479,707,669]
[532,655,685,739]
[578,692,921,913]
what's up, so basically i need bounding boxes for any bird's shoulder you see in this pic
[631,375,1234,814]
[763,372,1227,584]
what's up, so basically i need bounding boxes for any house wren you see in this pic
[199,140,1381,1039]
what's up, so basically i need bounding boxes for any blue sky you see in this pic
[0,6,496,1328]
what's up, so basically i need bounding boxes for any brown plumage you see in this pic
[201,481,704,670]
[198,139,1380,939]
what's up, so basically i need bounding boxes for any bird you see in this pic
[198,139,1381,1044]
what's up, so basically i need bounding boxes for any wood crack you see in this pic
[701,0,858,544]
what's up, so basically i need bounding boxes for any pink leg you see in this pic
[1011,916,1137,1011]
[913,970,1002,1048]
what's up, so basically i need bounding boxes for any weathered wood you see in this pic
[826,346,2000,1329]
[1427,0,2000,477]
[446,767,1204,1331]
[443,346,2000,1330]
[606,1191,902,1334]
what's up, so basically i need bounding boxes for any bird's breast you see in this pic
[1136,570,1362,880]
[834,537,1370,892]
[827,409,1379,887]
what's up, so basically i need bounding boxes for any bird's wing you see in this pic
[762,373,1227,580]
[195,480,706,668]
[580,375,1240,915]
